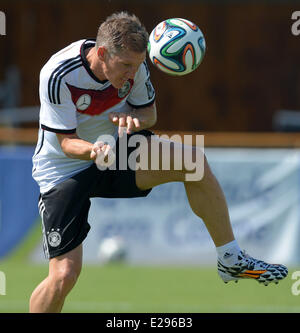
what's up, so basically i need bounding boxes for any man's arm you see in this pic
[56,133,95,160]
[57,102,156,161]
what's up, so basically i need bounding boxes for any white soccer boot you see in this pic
[218,251,288,286]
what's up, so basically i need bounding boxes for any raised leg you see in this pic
[135,135,235,247]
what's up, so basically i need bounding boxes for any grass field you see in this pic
[0,223,299,313]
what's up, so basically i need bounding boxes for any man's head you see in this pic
[95,12,149,88]
[96,11,148,55]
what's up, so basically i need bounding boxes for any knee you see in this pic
[183,152,213,183]
[202,155,214,178]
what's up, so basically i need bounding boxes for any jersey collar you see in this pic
[80,39,109,85]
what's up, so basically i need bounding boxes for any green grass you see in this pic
[0,222,300,313]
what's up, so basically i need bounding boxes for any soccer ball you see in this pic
[97,236,127,264]
[148,18,206,76]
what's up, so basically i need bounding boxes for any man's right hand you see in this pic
[91,141,115,169]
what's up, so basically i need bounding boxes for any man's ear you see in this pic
[97,46,107,61]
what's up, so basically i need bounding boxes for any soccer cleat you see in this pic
[218,251,288,285]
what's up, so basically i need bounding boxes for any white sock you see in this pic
[216,240,242,266]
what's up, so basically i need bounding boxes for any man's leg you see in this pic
[135,136,234,247]
[29,244,82,313]
[183,163,235,247]
[135,135,288,284]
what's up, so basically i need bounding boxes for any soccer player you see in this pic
[31,12,288,313]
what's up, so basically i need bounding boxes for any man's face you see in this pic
[100,48,146,89]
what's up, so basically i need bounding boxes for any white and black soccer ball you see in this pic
[97,236,127,264]
[148,18,206,76]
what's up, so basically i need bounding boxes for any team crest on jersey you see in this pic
[47,229,62,247]
[76,94,91,111]
[118,81,131,98]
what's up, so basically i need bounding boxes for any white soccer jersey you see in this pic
[32,39,156,193]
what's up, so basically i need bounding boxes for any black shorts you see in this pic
[38,130,153,259]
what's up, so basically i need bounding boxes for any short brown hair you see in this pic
[96,11,149,54]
